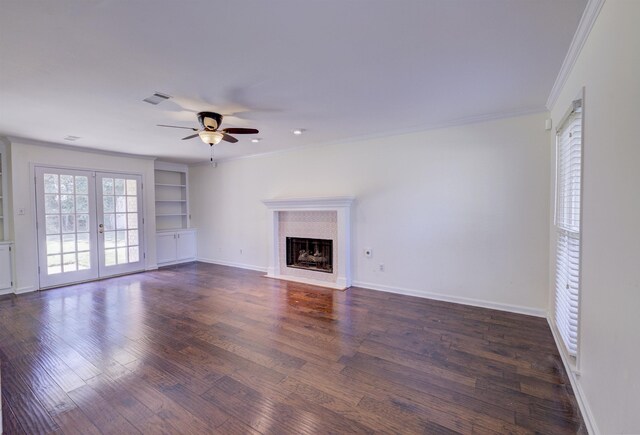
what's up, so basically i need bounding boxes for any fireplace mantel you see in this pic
[263,197,354,290]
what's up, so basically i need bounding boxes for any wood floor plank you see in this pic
[159,383,230,429]
[1,360,60,434]
[66,384,141,434]
[0,262,585,434]
[10,354,76,416]
[53,407,102,435]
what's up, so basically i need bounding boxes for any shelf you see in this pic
[155,166,189,232]
[157,228,196,233]
[1,147,6,241]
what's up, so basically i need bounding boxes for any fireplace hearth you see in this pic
[286,237,333,273]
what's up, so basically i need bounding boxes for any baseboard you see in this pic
[145,264,158,271]
[352,280,547,317]
[196,257,268,273]
[194,259,545,317]
[156,258,196,268]
[15,286,37,294]
[0,288,14,296]
[547,317,599,435]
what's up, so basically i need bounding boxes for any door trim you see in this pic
[95,171,146,278]
[34,164,147,289]
[35,167,99,288]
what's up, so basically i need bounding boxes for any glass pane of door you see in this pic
[36,167,99,288]
[97,172,144,277]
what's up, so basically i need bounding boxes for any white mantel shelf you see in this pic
[262,196,355,210]
[262,196,355,290]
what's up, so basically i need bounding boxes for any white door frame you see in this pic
[34,165,146,289]
[95,171,146,278]
[35,167,100,288]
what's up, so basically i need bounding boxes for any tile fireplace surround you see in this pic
[262,197,354,290]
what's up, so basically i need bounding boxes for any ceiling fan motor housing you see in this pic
[197,111,223,131]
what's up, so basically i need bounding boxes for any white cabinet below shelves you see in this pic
[157,233,178,264]
[176,230,196,261]
[156,230,197,266]
[0,242,13,291]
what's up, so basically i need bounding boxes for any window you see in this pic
[554,97,583,357]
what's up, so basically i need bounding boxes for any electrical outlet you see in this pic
[364,248,372,257]
[379,264,384,272]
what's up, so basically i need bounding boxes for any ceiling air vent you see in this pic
[64,135,81,141]
[143,92,171,105]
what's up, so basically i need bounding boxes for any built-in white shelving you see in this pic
[154,162,190,231]
[0,144,13,293]
[0,145,9,241]
[154,161,196,266]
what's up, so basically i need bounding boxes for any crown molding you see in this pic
[546,0,606,110]
[2,136,157,160]
[190,106,545,168]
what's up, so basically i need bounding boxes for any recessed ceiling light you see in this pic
[292,129,304,135]
[64,135,81,141]
[251,138,261,143]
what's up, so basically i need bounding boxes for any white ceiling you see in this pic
[0,0,586,164]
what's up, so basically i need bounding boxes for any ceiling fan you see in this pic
[158,111,259,145]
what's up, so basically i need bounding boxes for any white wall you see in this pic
[9,140,158,293]
[190,112,551,315]
[548,1,640,433]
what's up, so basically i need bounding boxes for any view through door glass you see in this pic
[97,172,144,277]
[36,167,99,288]
[36,168,145,288]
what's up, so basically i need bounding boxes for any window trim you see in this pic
[553,88,585,368]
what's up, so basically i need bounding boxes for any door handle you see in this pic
[98,223,104,234]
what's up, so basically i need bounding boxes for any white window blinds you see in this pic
[555,100,582,357]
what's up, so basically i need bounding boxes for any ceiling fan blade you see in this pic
[222,128,259,134]
[157,124,198,131]
[181,133,199,140]
[221,133,238,143]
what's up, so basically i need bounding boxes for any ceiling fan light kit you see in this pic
[199,130,224,145]
[157,111,260,158]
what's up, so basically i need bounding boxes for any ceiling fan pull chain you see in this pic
[210,144,214,165]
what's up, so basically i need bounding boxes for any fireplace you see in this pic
[263,197,354,290]
[286,237,333,273]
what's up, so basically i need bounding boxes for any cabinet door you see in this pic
[0,245,11,290]
[176,231,196,261]
[156,233,177,264]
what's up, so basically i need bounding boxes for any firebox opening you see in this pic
[286,237,333,273]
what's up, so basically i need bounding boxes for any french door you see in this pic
[35,167,145,288]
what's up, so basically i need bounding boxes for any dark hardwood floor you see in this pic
[0,262,585,434]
